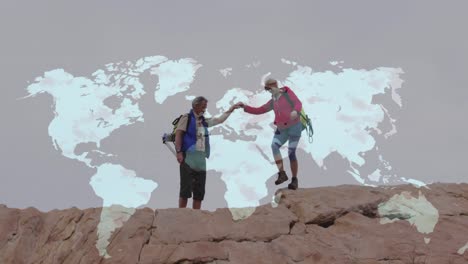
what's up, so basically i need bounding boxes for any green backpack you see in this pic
[270,90,314,143]
[164,113,191,142]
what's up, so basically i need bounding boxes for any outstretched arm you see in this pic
[242,99,273,115]
[206,103,241,127]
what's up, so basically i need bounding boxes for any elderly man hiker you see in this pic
[174,96,241,209]
[238,78,304,190]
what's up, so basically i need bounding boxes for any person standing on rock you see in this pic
[238,78,304,190]
[174,96,242,209]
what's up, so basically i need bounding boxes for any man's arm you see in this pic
[175,130,184,164]
[206,113,230,127]
[174,115,188,164]
[175,130,184,153]
[206,105,237,127]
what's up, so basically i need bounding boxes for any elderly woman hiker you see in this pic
[238,78,304,190]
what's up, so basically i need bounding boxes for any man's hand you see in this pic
[228,102,243,113]
[236,102,245,108]
[177,152,184,164]
[290,110,298,120]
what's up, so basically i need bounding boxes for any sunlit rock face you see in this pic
[1,183,467,264]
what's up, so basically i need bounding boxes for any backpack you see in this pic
[270,90,314,143]
[164,113,191,142]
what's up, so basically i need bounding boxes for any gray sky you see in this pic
[1,1,467,211]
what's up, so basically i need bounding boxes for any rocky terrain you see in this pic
[1,183,467,264]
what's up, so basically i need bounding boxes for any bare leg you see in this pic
[291,159,298,178]
[274,155,284,172]
[272,130,290,185]
[193,199,202,210]
[288,134,301,178]
[272,131,288,173]
[287,132,301,189]
[179,197,188,208]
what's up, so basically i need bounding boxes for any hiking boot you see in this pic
[274,171,288,185]
[288,177,298,190]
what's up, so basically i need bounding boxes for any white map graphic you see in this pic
[24,56,200,257]
[24,55,436,257]
[378,191,439,244]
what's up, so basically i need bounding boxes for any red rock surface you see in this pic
[1,183,467,264]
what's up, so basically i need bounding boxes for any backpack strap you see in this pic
[171,113,191,134]
[283,90,295,109]
[172,115,183,126]
[270,89,295,110]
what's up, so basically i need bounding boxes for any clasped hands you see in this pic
[227,102,244,113]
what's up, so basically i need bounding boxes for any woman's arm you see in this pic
[243,99,273,115]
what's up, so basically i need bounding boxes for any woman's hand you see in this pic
[290,110,298,120]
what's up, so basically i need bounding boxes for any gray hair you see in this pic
[192,96,208,108]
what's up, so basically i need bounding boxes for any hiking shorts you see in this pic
[272,122,303,161]
[179,151,207,200]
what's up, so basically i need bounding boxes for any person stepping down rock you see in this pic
[275,170,288,185]
[288,177,298,190]
[238,78,307,192]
